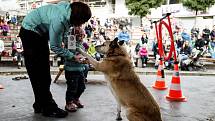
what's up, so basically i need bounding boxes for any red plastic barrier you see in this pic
[154,15,177,62]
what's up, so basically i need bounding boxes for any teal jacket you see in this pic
[21,1,74,60]
[63,40,86,72]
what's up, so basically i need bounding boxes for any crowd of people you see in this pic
[133,24,215,70]
[0,13,24,69]
[172,25,215,70]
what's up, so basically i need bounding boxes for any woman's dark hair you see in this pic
[70,2,92,26]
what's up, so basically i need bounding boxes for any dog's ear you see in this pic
[118,40,124,46]
[110,38,119,48]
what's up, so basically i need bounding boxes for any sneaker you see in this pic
[42,107,68,118]
[0,84,4,89]
[73,99,84,108]
[65,101,78,112]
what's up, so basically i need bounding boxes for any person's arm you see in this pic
[49,19,74,60]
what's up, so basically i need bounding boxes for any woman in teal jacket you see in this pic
[19,1,91,118]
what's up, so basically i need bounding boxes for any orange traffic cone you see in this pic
[166,62,187,102]
[152,58,168,90]
[0,84,4,89]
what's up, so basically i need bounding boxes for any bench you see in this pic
[199,57,215,63]
[1,54,62,67]
[0,56,25,67]
[133,54,155,67]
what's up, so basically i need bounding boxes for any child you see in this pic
[139,43,148,67]
[64,27,86,112]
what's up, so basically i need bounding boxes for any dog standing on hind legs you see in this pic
[77,37,163,121]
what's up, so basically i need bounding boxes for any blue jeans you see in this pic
[210,42,215,58]
[65,71,86,103]
[140,55,148,65]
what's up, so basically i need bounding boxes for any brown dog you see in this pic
[77,38,162,121]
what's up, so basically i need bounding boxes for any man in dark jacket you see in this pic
[202,26,210,45]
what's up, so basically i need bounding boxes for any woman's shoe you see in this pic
[73,99,84,108]
[33,103,42,113]
[42,107,68,118]
[65,101,78,112]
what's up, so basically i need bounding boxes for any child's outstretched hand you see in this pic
[74,54,84,63]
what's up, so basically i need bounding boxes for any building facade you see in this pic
[1,0,215,30]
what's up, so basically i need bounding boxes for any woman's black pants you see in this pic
[19,27,57,110]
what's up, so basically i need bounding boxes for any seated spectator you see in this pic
[133,43,141,66]
[210,25,215,40]
[117,26,130,45]
[12,36,23,69]
[194,34,207,50]
[152,40,159,68]
[1,21,9,36]
[191,27,199,41]
[90,16,97,31]
[118,18,127,30]
[152,40,166,69]
[179,41,192,65]
[139,43,148,67]
[11,15,17,25]
[181,29,191,43]
[202,26,210,45]
[92,31,105,46]
[104,18,112,29]
[87,40,101,61]
[84,22,93,38]
[141,33,148,44]
[99,27,106,40]
[175,33,184,51]
[5,12,11,23]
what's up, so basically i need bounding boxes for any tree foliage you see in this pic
[182,0,215,14]
[125,0,164,17]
